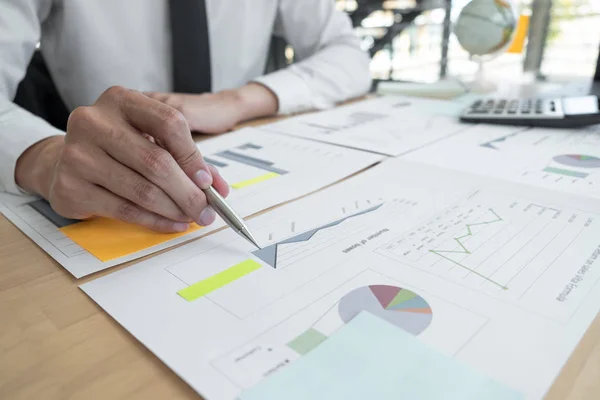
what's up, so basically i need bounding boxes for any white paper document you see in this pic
[260,96,471,155]
[403,123,600,199]
[81,159,600,400]
[1,128,382,278]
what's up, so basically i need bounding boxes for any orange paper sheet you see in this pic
[60,218,202,262]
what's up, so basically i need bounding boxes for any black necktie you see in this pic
[169,0,212,93]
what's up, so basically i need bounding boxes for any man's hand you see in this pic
[146,82,279,135]
[15,86,230,233]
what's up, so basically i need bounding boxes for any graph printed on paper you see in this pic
[261,96,471,155]
[480,126,600,191]
[520,153,600,189]
[480,125,600,152]
[375,190,598,299]
[252,198,418,270]
[210,269,487,390]
[163,198,420,320]
[11,199,86,258]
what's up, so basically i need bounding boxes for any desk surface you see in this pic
[2,108,600,400]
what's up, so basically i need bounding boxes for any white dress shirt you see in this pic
[0,0,371,194]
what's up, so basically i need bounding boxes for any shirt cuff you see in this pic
[0,104,65,194]
[253,67,331,115]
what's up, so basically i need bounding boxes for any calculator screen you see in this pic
[562,95,600,115]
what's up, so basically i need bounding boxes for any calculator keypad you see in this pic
[464,97,564,120]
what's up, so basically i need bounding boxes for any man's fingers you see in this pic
[49,175,189,233]
[207,164,230,198]
[90,87,228,227]
[93,185,190,233]
[102,87,212,183]
[92,118,214,226]
[142,91,172,104]
[77,146,190,222]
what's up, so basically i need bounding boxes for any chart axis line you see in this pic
[429,250,508,290]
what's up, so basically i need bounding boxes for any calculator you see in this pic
[459,95,600,128]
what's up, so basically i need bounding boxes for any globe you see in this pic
[454,0,517,61]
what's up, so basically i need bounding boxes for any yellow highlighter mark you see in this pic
[231,172,280,189]
[60,218,202,262]
[177,259,262,301]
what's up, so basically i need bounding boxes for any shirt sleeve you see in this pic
[253,0,372,115]
[0,0,65,194]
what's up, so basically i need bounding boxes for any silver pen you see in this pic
[202,186,261,250]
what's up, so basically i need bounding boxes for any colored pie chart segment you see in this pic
[338,285,432,335]
[553,154,600,169]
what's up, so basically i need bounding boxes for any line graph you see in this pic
[301,111,389,134]
[375,191,596,297]
[480,128,529,150]
[474,127,600,197]
[253,205,383,268]
[429,209,507,290]
[261,96,471,156]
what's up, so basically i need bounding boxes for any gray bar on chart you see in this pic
[29,199,80,228]
[204,157,228,168]
[216,150,288,175]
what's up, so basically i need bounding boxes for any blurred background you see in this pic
[288,1,600,86]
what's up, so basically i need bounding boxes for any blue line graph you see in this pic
[480,129,527,150]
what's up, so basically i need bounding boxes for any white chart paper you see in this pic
[403,123,600,199]
[81,159,600,400]
[260,96,471,155]
[1,128,382,278]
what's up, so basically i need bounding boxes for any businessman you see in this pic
[0,0,371,232]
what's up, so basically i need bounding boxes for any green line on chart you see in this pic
[430,209,507,290]
[447,208,503,255]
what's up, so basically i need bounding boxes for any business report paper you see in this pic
[81,159,600,399]
[242,312,522,400]
[260,95,470,155]
[404,123,600,200]
[1,128,382,278]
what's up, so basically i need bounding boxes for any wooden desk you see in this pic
[1,114,600,400]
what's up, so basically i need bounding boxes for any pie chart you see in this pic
[553,154,600,169]
[338,285,432,335]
